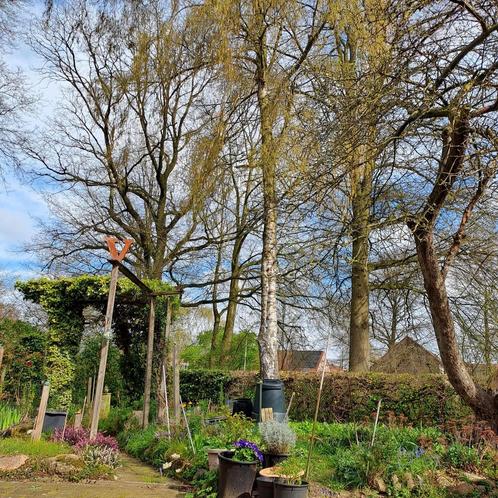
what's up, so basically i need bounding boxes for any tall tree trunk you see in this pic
[209,242,224,368]
[257,52,279,380]
[412,227,498,427]
[221,235,244,362]
[349,159,372,372]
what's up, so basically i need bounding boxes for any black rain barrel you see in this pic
[232,398,253,418]
[42,411,67,433]
[252,379,286,422]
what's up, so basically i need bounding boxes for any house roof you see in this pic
[371,337,442,375]
[278,350,325,370]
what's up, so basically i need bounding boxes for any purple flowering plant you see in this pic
[232,439,264,463]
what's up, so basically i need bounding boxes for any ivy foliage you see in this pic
[0,318,47,406]
[16,275,180,404]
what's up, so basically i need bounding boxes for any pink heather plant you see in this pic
[52,427,118,452]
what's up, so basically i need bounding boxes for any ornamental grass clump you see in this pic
[259,420,296,455]
[232,439,264,463]
[82,444,120,469]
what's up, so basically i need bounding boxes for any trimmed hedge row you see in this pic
[180,370,470,426]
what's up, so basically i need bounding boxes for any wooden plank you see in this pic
[260,408,274,422]
[112,260,152,294]
[0,345,4,372]
[90,263,119,439]
[32,381,50,441]
[142,297,155,428]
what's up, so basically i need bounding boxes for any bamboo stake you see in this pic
[285,391,295,419]
[304,331,333,480]
[179,393,195,454]
[173,344,180,424]
[370,399,382,448]
[32,381,50,441]
[90,262,119,439]
[162,363,171,440]
[142,296,156,428]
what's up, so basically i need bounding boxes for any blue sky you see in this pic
[0,6,59,286]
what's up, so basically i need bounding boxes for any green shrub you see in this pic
[0,403,22,430]
[445,443,479,470]
[180,370,469,427]
[99,406,133,435]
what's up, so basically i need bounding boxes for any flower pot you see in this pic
[218,450,258,498]
[274,480,308,498]
[207,448,226,471]
[255,476,275,498]
[263,452,289,468]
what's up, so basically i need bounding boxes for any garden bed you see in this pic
[110,404,498,498]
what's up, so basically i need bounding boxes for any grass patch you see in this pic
[0,437,71,457]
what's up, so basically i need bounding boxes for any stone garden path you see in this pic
[0,454,187,498]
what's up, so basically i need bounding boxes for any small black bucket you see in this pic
[232,398,253,418]
[42,411,67,434]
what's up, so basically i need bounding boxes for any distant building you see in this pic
[370,337,443,375]
[278,350,342,372]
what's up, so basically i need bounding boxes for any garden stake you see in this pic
[179,393,195,454]
[370,398,382,448]
[162,363,171,440]
[305,329,333,480]
[285,391,295,419]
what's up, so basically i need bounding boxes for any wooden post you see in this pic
[157,298,172,424]
[0,345,4,394]
[87,377,92,405]
[173,343,180,424]
[32,381,50,441]
[0,345,4,372]
[142,297,156,428]
[162,364,171,438]
[90,263,119,439]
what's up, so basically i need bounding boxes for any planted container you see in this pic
[274,480,308,498]
[218,450,258,498]
[263,452,289,468]
[255,476,275,498]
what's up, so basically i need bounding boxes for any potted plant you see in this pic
[273,460,308,498]
[259,420,296,467]
[218,439,263,498]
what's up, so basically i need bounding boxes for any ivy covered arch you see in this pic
[16,275,179,407]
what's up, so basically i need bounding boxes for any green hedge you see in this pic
[180,370,470,426]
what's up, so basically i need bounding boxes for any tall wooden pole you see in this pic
[90,262,119,439]
[173,343,180,424]
[157,298,172,424]
[32,381,50,441]
[0,345,4,372]
[142,297,156,428]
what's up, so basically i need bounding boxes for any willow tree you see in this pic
[26,0,224,279]
[201,0,328,378]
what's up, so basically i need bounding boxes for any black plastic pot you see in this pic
[218,450,257,498]
[263,452,290,468]
[274,480,308,498]
[41,411,67,433]
[253,379,286,422]
[232,398,253,418]
[255,476,275,498]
